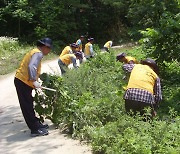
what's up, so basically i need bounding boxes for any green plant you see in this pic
[34,47,180,153]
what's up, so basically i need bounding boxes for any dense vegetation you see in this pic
[0,1,179,153]
[0,37,57,74]
[34,47,180,153]
[0,1,179,46]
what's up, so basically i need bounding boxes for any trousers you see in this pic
[125,99,157,117]
[58,59,67,74]
[14,78,39,131]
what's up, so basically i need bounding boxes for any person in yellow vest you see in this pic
[14,38,52,137]
[103,40,113,52]
[59,43,78,57]
[58,52,83,75]
[117,52,139,85]
[84,37,95,59]
[123,58,162,118]
[76,35,85,52]
[116,52,138,64]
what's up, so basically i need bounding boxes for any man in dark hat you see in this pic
[58,51,83,74]
[122,58,162,118]
[103,40,113,52]
[116,52,138,64]
[59,43,78,57]
[14,38,52,137]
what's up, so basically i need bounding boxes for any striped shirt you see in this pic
[123,64,162,104]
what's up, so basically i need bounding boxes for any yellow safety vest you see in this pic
[127,64,158,94]
[59,46,72,58]
[104,41,112,49]
[15,48,42,88]
[125,56,138,64]
[84,42,91,56]
[59,54,76,65]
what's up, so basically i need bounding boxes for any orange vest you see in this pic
[15,48,42,88]
[127,64,158,94]
[59,54,76,65]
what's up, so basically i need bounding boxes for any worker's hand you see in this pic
[33,81,41,88]
[36,88,47,99]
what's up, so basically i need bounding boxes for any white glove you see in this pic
[36,88,47,99]
[33,81,41,88]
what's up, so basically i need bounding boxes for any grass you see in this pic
[0,37,58,75]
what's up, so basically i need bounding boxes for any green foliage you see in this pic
[0,36,57,74]
[90,116,180,154]
[34,47,180,153]
[139,12,180,64]
[0,37,32,74]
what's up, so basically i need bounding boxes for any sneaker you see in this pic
[31,128,49,137]
[38,121,49,129]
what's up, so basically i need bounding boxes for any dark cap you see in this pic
[70,43,78,48]
[88,37,94,41]
[116,52,126,61]
[75,51,83,59]
[37,38,53,48]
[141,58,159,74]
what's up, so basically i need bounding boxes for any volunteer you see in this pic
[58,52,83,74]
[116,52,138,64]
[59,43,78,57]
[84,37,95,59]
[103,40,113,52]
[123,58,162,118]
[76,35,85,52]
[14,38,52,137]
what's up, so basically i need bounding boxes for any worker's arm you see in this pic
[72,57,78,68]
[28,52,43,81]
[122,63,135,73]
[154,77,162,104]
[89,44,94,56]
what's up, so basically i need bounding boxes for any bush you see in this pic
[35,47,180,153]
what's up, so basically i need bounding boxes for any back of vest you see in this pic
[15,48,41,88]
[127,64,158,94]
[60,54,76,65]
[84,42,91,56]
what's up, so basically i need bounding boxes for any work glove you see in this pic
[33,81,41,88]
[36,88,47,100]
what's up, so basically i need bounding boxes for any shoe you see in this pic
[38,121,49,129]
[31,128,49,137]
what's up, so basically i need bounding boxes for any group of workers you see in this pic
[57,36,97,74]
[14,37,162,137]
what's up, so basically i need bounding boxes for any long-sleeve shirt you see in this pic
[123,63,162,104]
[28,52,43,81]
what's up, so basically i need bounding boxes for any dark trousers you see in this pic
[58,59,67,74]
[14,78,39,131]
[125,99,157,117]
[103,47,109,52]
